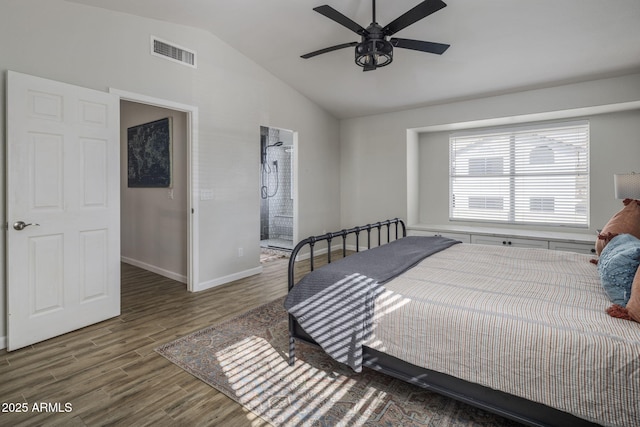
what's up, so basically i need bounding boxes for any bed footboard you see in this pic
[287,218,406,365]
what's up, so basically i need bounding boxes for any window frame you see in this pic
[448,120,590,228]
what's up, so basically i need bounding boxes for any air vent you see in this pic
[151,36,197,68]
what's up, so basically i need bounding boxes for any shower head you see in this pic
[262,141,284,165]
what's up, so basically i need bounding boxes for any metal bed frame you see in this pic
[287,218,599,427]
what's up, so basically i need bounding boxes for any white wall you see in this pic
[120,101,188,282]
[340,73,640,234]
[0,0,341,344]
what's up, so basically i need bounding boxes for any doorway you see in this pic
[111,88,199,291]
[260,126,295,252]
[119,101,188,284]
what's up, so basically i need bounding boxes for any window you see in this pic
[449,121,589,227]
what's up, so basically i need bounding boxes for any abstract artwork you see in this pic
[127,117,172,187]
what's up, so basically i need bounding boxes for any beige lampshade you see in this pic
[614,173,640,199]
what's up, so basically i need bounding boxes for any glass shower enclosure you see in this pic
[260,126,294,251]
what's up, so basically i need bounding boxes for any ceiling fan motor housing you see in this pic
[355,23,393,69]
[355,39,393,68]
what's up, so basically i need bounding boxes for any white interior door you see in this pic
[6,71,120,351]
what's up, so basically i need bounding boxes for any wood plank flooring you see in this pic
[0,254,320,426]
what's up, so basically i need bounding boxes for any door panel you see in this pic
[7,71,120,351]
[81,138,109,207]
[29,234,64,315]
[32,132,64,209]
[79,229,109,301]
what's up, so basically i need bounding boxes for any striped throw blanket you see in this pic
[285,236,460,371]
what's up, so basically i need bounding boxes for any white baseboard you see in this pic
[346,244,370,252]
[294,244,370,261]
[121,256,187,284]
[294,244,342,261]
[0,335,6,350]
[194,266,263,292]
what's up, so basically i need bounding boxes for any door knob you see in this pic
[13,221,40,231]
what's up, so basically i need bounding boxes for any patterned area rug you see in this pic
[156,298,522,427]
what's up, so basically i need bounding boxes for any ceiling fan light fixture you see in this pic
[302,1,449,71]
[355,39,393,69]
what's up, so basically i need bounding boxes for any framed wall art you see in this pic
[127,117,172,188]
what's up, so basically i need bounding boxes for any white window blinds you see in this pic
[449,121,589,227]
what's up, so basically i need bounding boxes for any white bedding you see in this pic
[365,243,640,427]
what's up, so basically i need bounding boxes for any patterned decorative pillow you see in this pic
[607,265,640,323]
[598,234,640,306]
[596,199,640,255]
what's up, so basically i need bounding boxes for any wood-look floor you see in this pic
[0,254,318,427]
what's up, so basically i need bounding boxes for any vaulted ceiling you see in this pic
[68,0,640,119]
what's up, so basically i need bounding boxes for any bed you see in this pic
[285,219,640,427]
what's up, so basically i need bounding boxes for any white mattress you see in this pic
[365,243,640,427]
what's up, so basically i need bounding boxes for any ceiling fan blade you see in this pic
[301,42,358,59]
[383,0,447,36]
[313,5,368,35]
[391,38,450,55]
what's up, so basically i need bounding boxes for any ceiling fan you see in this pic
[301,0,450,71]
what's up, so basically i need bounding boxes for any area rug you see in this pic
[155,298,521,427]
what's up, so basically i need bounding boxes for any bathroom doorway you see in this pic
[260,126,295,253]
